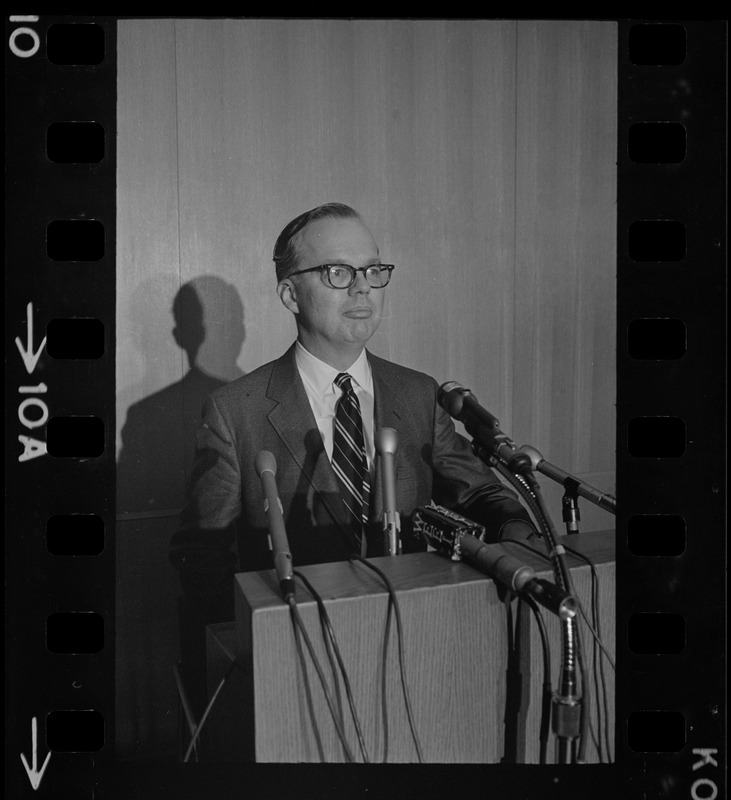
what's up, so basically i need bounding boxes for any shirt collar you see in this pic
[295,341,372,396]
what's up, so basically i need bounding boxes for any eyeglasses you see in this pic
[287,263,395,289]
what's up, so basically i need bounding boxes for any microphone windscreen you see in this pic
[438,381,468,418]
[375,427,398,455]
[255,449,277,476]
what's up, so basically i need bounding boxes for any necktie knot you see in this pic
[334,372,353,393]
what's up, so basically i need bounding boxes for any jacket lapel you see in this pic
[265,345,355,541]
[265,345,407,548]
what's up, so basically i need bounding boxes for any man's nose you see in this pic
[348,269,372,294]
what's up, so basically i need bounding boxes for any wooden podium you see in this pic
[204,530,614,763]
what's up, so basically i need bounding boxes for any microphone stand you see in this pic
[562,478,581,535]
[518,445,616,518]
[472,441,585,764]
[498,444,615,543]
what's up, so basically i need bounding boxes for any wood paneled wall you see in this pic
[116,19,616,760]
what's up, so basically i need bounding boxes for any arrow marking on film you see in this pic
[20,716,52,791]
[15,302,47,374]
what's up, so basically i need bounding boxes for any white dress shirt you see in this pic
[294,340,375,469]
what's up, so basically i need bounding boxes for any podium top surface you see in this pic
[235,529,615,612]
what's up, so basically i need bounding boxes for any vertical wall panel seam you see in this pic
[511,21,519,436]
[173,20,185,382]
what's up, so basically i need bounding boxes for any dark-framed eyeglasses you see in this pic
[287,263,395,289]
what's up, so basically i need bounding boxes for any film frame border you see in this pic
[4,15,726,800]
[616,19,726,799]
[6,13,117,799]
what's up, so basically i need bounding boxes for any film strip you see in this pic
[616,20,726,799]
[6,15,115,799]
[4,16,726,799]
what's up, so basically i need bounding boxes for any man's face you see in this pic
[278,215,385,365]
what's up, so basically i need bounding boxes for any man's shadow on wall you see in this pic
[117,276,246,514]
[115,276,245,759]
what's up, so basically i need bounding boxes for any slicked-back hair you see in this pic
[272,202,360,282]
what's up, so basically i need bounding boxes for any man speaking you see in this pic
[170,202,536,620]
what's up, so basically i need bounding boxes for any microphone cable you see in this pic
[519,595,553,765]
[489,457,574,594]
[379,582,394,762]
[293,569,370,763]
[563,544,615,763]
[512,536,614,763]
[293,570,345,757]
[502,589,553,765]
[179,586,368,763]
[508,539,616,675]
[502,594,521,763]
[503,539,614,763]
[350,556,424,763]
[287,594,357,762]
[563,544,616,670]
[572,614,591,763]
[488,470,585,763]
[287,596,326,761]
[491,458,548,542]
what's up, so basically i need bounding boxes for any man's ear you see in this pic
[277,279,299,315]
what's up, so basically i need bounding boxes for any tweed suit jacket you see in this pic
[170,343,534,613]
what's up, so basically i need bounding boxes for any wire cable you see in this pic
[564,545,614,762]
[576,558,603,763]
[350,556,424,763]
[499,530,616,763]
[486,494,583,764]
[507,538,616,673]
[294,573,347,761]
[288,595,326,761]
[574,623,591,763]
[490,458,577,608]
[288,596,356,762]
[379,589,395,762]
[502,594,518,763]
[293,569,370,762]
[563,545,616,673]
[489,458,546,539]
[520,596,553,764]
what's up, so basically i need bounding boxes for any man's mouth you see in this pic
[343,307,373,319]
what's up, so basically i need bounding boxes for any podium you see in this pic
[204,530,614,763]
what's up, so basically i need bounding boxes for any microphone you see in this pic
[437,381,532,476]
[375,427,401,556]
[254,450,295,602]
[459,535,576,620]
[412,505,574,619]
[439,382,617,515]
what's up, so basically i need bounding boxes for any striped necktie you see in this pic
[332,372,370,556]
